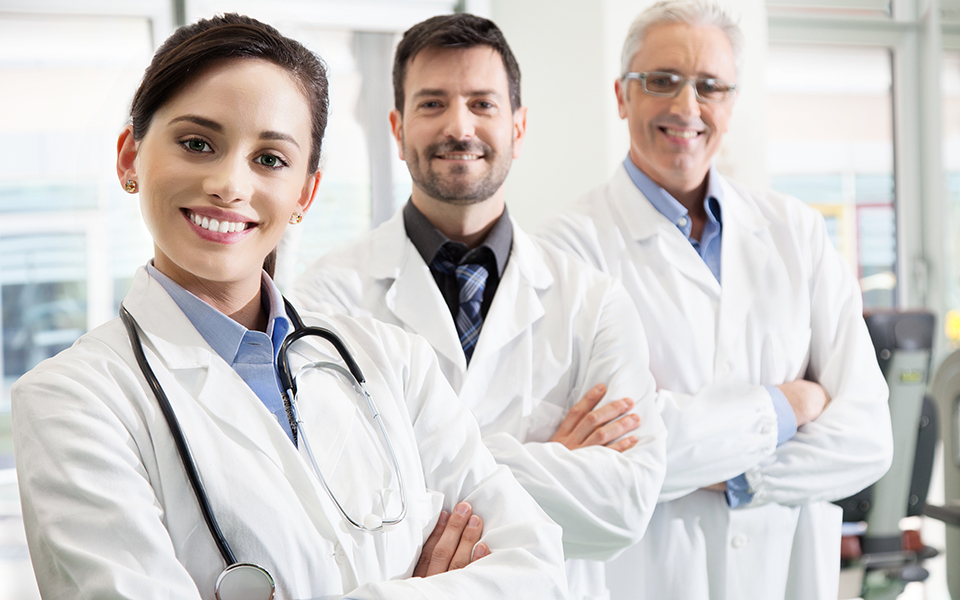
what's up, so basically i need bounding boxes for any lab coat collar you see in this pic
[122,266,213,370]
[609,166,721,296]
[367,210,550,373]
[121,266,354,556]
[466,221,550,369]
[712,177,772,370]
[370,211,468,369]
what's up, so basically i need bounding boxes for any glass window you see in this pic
[0,13,156,410]
[766,0,891,17]
[271,26,411,289]
[766,44,897,308]
[942,51,960,345]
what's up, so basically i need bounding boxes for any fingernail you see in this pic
[468,515,481,527]
[595,384,606,392]
[438,511,449,525]
[455,502,471,515]
[474,543,490,558]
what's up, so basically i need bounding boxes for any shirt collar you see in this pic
[146,262,291,364]
[402,199,512,276]
[622,155,724,237]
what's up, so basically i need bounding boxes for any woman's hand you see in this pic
[413,501,489,577]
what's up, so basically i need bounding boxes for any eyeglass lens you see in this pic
[643,72,732,101]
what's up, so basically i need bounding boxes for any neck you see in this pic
[411,189,505,249]
[153,255,268,332]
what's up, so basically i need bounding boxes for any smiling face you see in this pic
[390,45,526,208]
[117,59,319,299]
[616,22,737,201]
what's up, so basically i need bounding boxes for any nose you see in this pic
[669,81,701,120]
[442,102,476,140]
[203,152,253,204]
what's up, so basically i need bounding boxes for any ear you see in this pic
[511,106,528,160]
[299,169,322,214]
[615,79,629,120]
[116,125,139,186]
[389,109,405,161]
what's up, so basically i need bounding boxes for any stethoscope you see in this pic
[119,298,406,600]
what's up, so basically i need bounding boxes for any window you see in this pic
[766,44,897,308]
[0,12,157,410]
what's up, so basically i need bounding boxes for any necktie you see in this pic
[432,249,489,362]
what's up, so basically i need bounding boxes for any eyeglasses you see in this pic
[622,71,736,103]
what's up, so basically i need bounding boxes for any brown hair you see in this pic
[392,13,521,114]
[131,13,329,171]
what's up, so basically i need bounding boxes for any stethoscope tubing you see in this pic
[119,304,237,566]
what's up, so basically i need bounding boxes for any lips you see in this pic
[429,140,490,162]
[660,127,701,139]
[436,153,482,160]
[183,209,255,239]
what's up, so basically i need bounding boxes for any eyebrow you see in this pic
[169,114,223,132]
[168,115,300,148]
[412,88,501,99]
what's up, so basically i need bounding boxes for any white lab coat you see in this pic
[291,212,667,600]
[536,166,893,600]
[12,267,568,600]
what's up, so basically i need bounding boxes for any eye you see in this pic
[182,138,212,153]
[474,100,495,110]
[256,153,288,169]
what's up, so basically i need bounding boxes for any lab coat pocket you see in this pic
[522,400,566,443]
[760,327,812,384]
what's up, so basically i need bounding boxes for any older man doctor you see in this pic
[538,1,893,599]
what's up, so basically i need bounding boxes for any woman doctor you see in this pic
[11,14,565,600]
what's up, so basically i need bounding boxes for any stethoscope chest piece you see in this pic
[215,563,275,600]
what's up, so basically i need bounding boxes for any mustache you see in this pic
[427,139,492,156]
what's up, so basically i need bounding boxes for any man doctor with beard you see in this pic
[292,13,667,600]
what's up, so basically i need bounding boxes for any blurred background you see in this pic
[0,0,956,598]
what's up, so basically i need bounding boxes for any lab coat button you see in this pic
[334,543,347,563]
[731,535,746,548]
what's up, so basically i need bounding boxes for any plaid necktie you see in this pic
[432,249,489,362]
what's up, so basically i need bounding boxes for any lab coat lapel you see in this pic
[371,215,466,371]
[466,222,548,374]
[610,167,722,298]
[123,268,349,552]
[713,179,771,374]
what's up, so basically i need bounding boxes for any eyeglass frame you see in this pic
[622,71,737,104]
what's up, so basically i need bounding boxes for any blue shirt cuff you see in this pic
[767,385,798,446]
[725,473,753,508]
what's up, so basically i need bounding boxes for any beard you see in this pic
[405,138,512,204]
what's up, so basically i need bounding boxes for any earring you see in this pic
[289,212,303,224]
[123,180,138,194]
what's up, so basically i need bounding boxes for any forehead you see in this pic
[156,58,311,135]
[404,45,509,98]
[630,22,736,80]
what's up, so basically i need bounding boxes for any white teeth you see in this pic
[442,154,480,160]
[664,128,699,139]
[189,211,247,233]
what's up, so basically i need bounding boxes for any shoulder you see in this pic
[291,217,408,309]
[12,318,142,418]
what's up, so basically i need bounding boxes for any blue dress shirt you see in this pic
[147,264,295,443]
[622,157,798,507]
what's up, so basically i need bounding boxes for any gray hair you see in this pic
[621,0,743,77]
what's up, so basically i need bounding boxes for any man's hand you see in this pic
[550,384,640,452]
[777,380,830,427]
[413,502,489,577]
